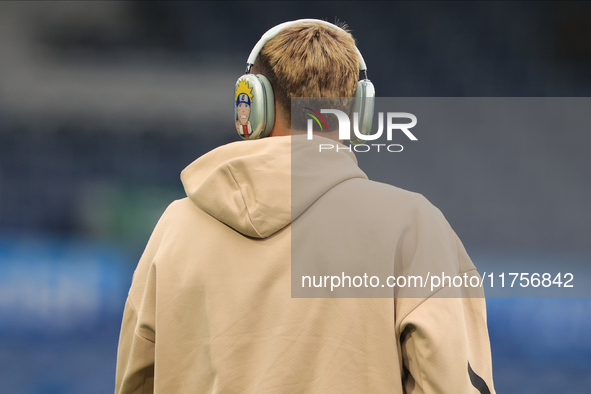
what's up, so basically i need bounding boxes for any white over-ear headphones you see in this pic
[234,19,375,141]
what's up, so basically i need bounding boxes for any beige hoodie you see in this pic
[115,135,495,393]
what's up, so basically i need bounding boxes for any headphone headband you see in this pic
[246,19,367,73]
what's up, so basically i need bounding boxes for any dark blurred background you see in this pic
[0,1,590,393]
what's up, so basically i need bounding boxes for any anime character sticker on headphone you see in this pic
[235,78,254,138]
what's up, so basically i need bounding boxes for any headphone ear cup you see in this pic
[350,79,375,145]
[234,74,275,139]
[255,74,275,138]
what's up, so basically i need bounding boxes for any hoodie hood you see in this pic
[181,135,367,238]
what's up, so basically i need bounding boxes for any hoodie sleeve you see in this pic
[115,260,157,394]
[115,203,173,394]
[395,196,496,394]
[398,287,495,394]
[114,297,155,394]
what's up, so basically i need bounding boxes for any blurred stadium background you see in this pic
[0,2,590,393]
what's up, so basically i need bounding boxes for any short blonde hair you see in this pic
[255,21,359,126]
